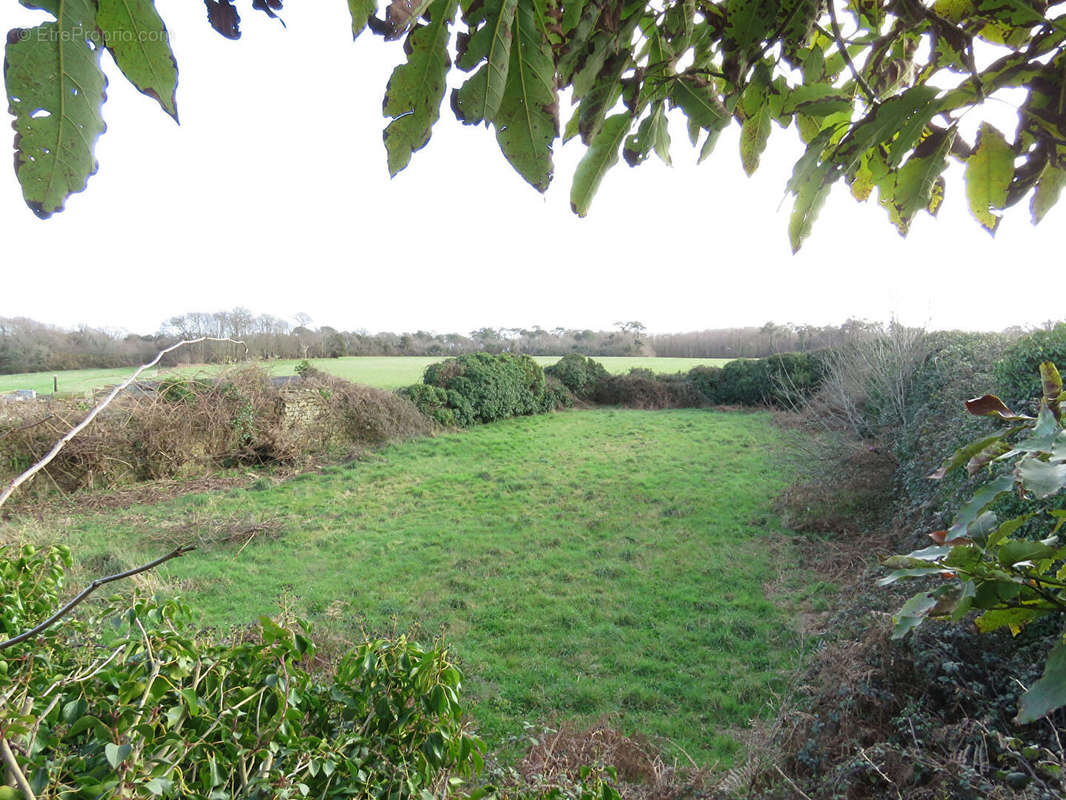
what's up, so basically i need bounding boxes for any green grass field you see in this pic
[9,408,816,767]
[0,356,731,396]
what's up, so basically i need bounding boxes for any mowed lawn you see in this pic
[0,356,732,395]
[12,409,809,766]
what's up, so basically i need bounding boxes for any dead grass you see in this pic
[145,512,286,552]
[496,723,718,800]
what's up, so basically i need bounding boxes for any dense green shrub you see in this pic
[0,545,482,799]
[544,354,608,400]
[995,324,1066,408]
[398,383,460,427]
[894,331,1010,530]
[685,365,722,401]
[421,353,550,425]
[694,352,823,406]
[544,375,575,409]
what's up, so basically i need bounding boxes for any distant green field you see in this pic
[8,409,814,767]
[0,356,732,396]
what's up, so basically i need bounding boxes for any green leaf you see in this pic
[451,0,519,123]
[493,0,558,191]
[348,0,378,38]
[1015,405,1061,453]
[778,83,853,117]
[1032,164,1066,224]
[891,591,938,638]
[833,85,940,173]
[622,105,669,167]
[1017,638,1066,723]
[877,127,955,235]
[1016,456,1066,498]
[571,113,629,216]
[383,0,459,176]
[96,0,179,120]
[975,606,1048,634]
[671,76,728,132]
[5,0,107,218]
[740,104,771,175]
[946,473,1016,541]
[105,742,132,769]
[964,122,1013,234]
[788,160,832,253]
[929,433,1011,479]
[998,538,1060,567]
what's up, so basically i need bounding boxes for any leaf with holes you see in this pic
[5,0,107,218]
[382,0,458,176]
[451,0,518,124]
[492,0,558,191]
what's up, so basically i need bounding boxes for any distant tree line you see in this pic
[0,309,950,375]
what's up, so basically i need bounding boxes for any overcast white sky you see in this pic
[1,1,1060,336]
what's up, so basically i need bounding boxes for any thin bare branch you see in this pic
[0,545,195,650]
[1,736,36,800]
[827,0,877,105]
[0,337,245,509]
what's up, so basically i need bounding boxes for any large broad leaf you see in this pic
[1016,456,1066,498]
[492,0,558,191]
[928,433,1010,479]
[451,0,519,124]
[740,104,771,176]
[1017,637,1066,723]
[571,113,629,216]
[1032,163,1066,224]
[382,0,459,176]
[786,129,835,253]
[965,122,1013,234]
[96,0,179,120]
[878,127,955,235]
[891,591,938,638]
[5,0,107,218]
[946,473,1016,541]
[670,75,729,131]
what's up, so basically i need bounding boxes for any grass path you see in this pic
[11,409,815,767]
[0,356,732,395]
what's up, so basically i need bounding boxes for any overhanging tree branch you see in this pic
[0,545,196,651]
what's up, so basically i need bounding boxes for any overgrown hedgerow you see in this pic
[0,366,432,501]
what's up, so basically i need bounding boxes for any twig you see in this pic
[827,0,877,105]
[774,764,813,800]
[0,337,245,509]
[859,748,902,800]
[0,736,36,800]
[0,414,55,443]
[0,545,196,650]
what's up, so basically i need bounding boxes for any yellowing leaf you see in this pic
[1032,163,1066,225]
[964,122,1013,234]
